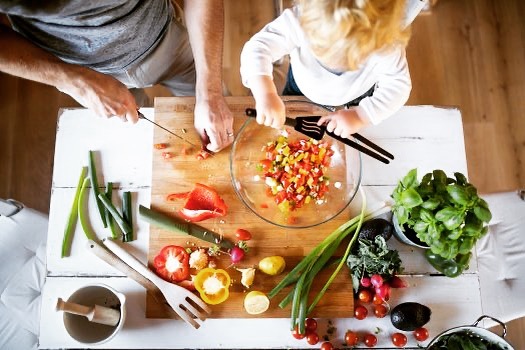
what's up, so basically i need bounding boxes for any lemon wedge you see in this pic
[244,291,270,315]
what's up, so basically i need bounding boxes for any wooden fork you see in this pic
[102,238,211,329]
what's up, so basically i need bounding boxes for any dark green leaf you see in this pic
[454,172,468,185]
[421,197,440,210]
[435,206,459,222]
[447,185,469,205]
[474,205,492,223]
[400,188,423,208]
[433,170,448,184]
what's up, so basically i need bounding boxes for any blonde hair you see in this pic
[297,0,411,70]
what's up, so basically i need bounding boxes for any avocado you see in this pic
[390,302,431,331]
[358,218,393,242]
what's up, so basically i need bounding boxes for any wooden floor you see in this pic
[1,0,524,346]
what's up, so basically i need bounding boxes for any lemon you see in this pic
[243,291,270,315]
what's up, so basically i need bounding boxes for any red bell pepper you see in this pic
[153,245,190,283]
[177,183,227,222]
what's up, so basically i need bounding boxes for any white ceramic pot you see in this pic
[62,283,126,345]
[392,214,429,249]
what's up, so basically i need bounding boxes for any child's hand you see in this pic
[317,108,367,138]
[248,75,286,129]
[255,93,286,129]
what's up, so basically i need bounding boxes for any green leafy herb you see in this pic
[346,236,403,293]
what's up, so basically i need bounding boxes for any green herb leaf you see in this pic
[400,188,423,208]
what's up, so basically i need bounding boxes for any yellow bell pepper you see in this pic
[194,268,231,305]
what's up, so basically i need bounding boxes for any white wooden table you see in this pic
[39,106,484,349]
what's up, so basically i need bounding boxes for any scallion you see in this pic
[61,166,87,257]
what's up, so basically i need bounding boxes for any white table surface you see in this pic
[40,106,483,349]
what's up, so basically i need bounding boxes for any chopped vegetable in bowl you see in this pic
[230,118,362,228]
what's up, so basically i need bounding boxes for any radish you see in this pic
[370,274,384,288]
[230,246,245,263]
[360,276,371,288]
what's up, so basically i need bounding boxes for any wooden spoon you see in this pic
[56,298,120,327]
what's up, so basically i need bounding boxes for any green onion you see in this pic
[78,177,97,241]
[61,166,87,257]
[104,182,120,239]
[122,191,133,242]
[89,150,107,227]
[97,193,132,237]
[269,190,390,331]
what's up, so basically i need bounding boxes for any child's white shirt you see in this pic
[240,8,412,125]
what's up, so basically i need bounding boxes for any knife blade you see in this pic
[139,205,234,249]
[137,111,200,148]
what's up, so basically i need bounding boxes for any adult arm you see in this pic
[0,22,139,122]
[184,0,233,153]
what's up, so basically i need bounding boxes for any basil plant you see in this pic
[392,169,492,262]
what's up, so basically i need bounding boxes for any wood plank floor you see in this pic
[1,0,524,346]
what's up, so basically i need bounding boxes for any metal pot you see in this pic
[426,315,513,350]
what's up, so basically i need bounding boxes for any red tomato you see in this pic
[374,304,388,318]
[345,331,359,346]
[320,341,334,350]
[414,327,429,341]
[392,333,408,347]
[153,245,190,282]
[372,294,384,305]
[305,318,318,332]
[306,332,319,345]
[291,326,305,339]
[234,228,252,241]
[363,334,377,348]
[354,305,368,320]
[358,289,373,303]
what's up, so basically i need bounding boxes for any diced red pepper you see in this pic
[162,151,173,159]
[154,143,168,149]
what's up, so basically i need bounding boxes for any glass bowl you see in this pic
[230,118,362,228]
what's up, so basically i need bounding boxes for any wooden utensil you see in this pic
[102,238,211,329]
[85,240,166,305]
[56,298,120,327]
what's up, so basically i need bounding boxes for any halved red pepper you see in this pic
[177,183,227,222]
[153,245,190,283]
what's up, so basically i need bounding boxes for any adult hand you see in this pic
[317,108,367,139]
[60,67,140,123]
[194,93,234,153]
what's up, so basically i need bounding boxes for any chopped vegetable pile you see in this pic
[258,133,334,212]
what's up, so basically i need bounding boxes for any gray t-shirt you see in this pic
[0,0,171,73]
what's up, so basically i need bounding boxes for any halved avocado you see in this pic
[390,302,431,331]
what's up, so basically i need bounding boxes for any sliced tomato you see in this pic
[153,245,190,283]
[178,183,227,222]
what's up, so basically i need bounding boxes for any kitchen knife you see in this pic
[139,205,234,249]
[137,111,201,148]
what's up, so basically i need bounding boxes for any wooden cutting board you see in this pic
[147,96,354,319]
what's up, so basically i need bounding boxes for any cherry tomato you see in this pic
[234,228,252,241]
[306,332,319,345]
[374,304,388,318]
[354,305,368,320]
[364,333,377,348]
[345,331,359,346]
[358,289,373,303]
[291,326,305,339]
[414,327,429,341]
[392,332,408,347]
[372,294,384,305]
[305,318,318,332]
[320,341,334,350]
